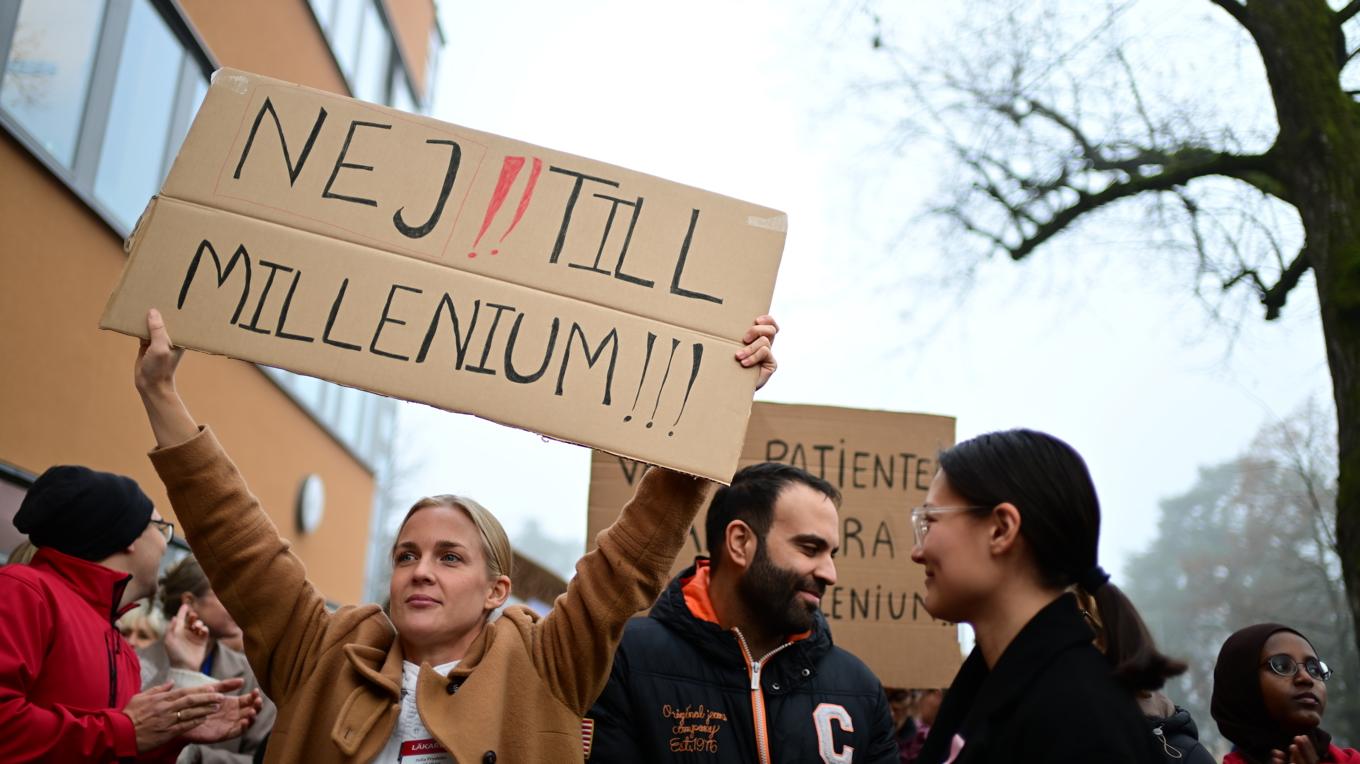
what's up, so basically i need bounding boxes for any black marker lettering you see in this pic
[274,268,315,343]
[545,166,619,264]
[416,294,480,368]
[503,313,560,384]
[177,239,252,325]
[323,278,362,351]
[554,323,619,404]
[232,98,327,185]
[239,259,291,335]
[669,209,723,304]
[465,303,516,375]
[322,120,392,207]
[393,139,461,238]
[369,284,422,361]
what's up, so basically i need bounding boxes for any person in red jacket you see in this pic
[1212,623,1360,764]
[0,464,260,762]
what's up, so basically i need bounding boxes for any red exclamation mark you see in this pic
[469,156,525,258]
[498,157,542,244]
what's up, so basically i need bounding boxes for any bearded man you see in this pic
[587,463,897,763]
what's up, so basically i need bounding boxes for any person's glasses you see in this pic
[910,506,990,547]
[1263,654,1332,682]
[149,519,175,544]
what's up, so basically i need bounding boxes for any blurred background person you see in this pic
[1212,623,1360,764]
[118,598,166,650]
[4,540,36,566]
[886,688,917,762]
[139,555,274,763]
[901,689,941,764]
[1138,689,1215,764]
[0,464,260,760]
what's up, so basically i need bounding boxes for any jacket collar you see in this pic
[654,558,829,665]
[341,611,500,700]
[343,638,404,699]
[29,546,133,623]
[975,594,1095,714]
[926,592,1096,756]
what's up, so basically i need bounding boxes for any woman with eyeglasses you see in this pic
[1211,623,1359,764]
[910,429,1184,764]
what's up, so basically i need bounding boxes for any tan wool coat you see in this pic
[150,428,711,763]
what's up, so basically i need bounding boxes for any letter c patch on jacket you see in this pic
[813,703,855,764]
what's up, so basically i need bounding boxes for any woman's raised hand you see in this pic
[134,308,199,448]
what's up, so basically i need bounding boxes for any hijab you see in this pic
[1211,623,1332,761]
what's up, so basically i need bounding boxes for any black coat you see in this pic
[1147,706,1216,764]
[587,560,898,763]
[918,594,1161,764]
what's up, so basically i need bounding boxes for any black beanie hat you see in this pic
[13,465,155,562]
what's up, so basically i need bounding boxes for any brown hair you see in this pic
[394,494,513,580]
[158,554,211,620]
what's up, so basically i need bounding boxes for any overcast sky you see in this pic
[397,0,1333,586]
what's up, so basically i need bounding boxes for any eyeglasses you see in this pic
[1262,654,1332,682]
[149,519,175,544]
[910,506,990,547]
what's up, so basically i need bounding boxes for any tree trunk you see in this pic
[1245,0,1360,660]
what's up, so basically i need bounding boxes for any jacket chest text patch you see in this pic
[663,703,728,754]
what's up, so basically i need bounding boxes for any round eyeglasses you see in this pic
[1262,653,1332,682]
[909,506,990,547]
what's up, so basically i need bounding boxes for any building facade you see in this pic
[0,0,442,604]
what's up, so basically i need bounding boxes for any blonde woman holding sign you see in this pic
[132,308,776,764]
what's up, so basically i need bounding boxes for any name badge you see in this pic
[399,738,453,763]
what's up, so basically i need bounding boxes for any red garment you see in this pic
[1224,745,1360,763]
[0,546,166,762]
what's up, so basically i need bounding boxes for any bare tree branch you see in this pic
[1222,248,1313,320]
[1262,249,1313,319]
[988,151,1277,260]
[1340,0,1360,25]
[1210,0,1250,28]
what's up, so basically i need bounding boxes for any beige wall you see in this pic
[179,0,438,101]
[179,0,349,94]
[0,132,374,604]
[384,0,438,99]
[0,0,446,601]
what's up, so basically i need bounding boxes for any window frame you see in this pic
[0,0,215,239]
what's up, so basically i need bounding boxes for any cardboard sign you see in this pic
[586,402,961,688]
[100,69,785,482]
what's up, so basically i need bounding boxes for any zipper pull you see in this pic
[750,661,761,691]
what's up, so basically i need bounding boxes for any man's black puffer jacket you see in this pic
[587,559,898,764]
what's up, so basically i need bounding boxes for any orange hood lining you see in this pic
[680,558,812,643]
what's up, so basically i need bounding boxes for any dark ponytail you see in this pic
[938,428,1185,692]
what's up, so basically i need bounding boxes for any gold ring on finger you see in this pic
[176,710,182,721]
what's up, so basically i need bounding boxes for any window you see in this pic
[0,466,33,564]
[0,0,398,472]
[306,0,337,36]
[92,0,182,231]
[425,24,442,110]
[328,0,364,82]
[0,1,103,168]
[162,69,207,176]
[260,366,396,472]
[389,64,416,114]
[351,1,390,104]
[308,0,439,114]
[0,0,212,237]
